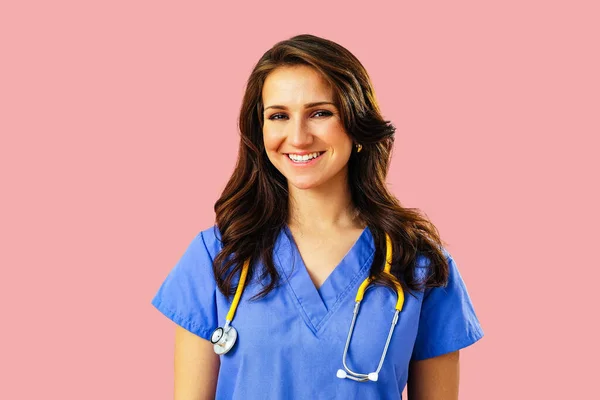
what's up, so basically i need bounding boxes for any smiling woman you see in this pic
[151,33,483,400]
[262,65,352,190]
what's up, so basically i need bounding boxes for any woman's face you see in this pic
[262,65,353,191]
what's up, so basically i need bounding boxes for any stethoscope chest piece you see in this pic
[210,325,238,355]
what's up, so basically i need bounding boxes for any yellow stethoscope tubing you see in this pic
[339,232,405,382]
[355,233,405,310]
[225,259,250,322]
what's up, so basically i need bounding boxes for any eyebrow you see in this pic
[263,101,336,112]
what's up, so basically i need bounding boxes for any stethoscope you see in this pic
[210,232,405,383]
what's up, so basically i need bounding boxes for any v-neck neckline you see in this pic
[274,224,376,335]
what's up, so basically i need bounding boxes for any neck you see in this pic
[287,169,362,233]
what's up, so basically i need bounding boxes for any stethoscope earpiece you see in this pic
[368,372,379,382]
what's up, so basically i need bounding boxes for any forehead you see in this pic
[262,65,334,104]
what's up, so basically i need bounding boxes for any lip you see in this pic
[283,151,325,156]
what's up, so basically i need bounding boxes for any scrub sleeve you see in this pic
[411,252,484,361]
[151,231,218,341]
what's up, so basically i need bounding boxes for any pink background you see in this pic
[1,0,598,398]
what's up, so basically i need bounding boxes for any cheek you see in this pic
[319,119,350,141]
[324,127,353,155]
[262,127,282,153]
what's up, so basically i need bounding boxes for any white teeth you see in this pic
[287,152,322,162]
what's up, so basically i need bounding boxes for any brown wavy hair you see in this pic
[213,33,449,301]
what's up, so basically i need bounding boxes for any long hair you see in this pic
[213,34,449,301]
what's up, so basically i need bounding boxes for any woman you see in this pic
[151,34,483,399]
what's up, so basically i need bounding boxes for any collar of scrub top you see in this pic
[210,232,405,383]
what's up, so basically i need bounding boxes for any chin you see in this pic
[287,178,321,191]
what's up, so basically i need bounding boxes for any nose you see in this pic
[287,117,313,147]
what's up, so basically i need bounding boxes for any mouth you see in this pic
[285,151,326,164]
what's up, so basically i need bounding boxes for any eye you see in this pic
[313,110,333,118]
[268,113,288,121]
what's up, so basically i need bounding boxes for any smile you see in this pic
[286,151,325,164]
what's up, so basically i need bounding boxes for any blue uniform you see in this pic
[151,224,483,399]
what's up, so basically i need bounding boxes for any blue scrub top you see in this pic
[151,225,484,399]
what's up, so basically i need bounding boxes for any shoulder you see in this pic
[163,224,223,279]
[414,246,452,267]
[413,246,453,286]
[198,224,223,259]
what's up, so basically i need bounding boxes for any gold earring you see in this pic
[355,143,363,153]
